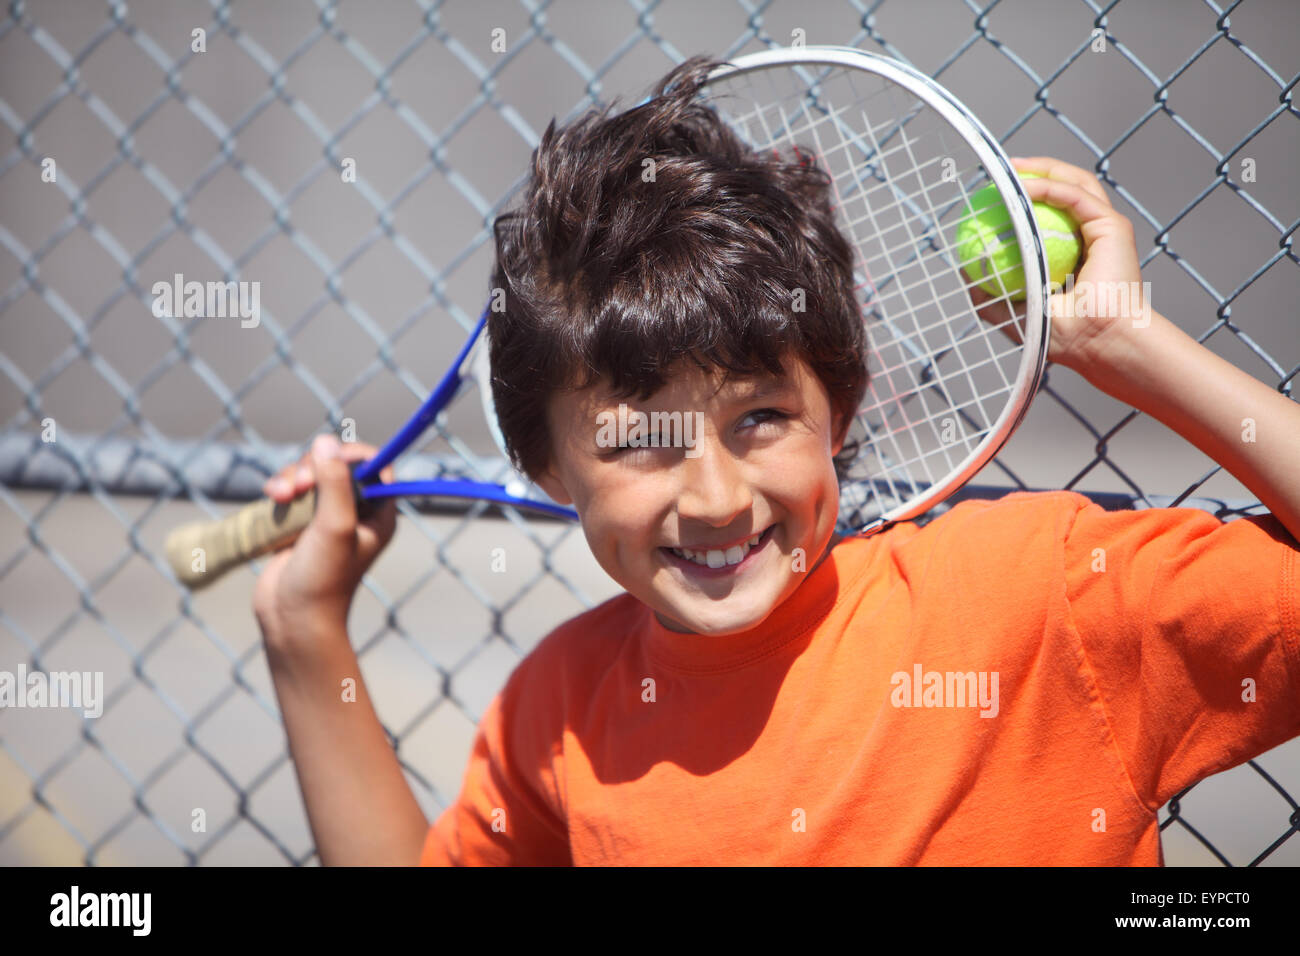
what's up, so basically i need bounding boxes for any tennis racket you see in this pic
[165,45,1051,589]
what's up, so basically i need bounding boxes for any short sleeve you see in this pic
[1062,497,1300,810]
[420,672,572,866]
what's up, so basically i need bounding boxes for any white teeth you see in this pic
[670,531,765,568]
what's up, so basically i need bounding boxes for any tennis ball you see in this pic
[955,171,1081,302]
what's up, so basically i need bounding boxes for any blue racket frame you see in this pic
[348,305,579,521]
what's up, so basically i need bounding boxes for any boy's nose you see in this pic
[674,438,753,526]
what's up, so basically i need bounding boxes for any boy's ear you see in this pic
[533,466,574,507]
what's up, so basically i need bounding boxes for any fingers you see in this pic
[263,465,296,503]
[261,439,383,503]
[1010,156,1112,208]
[306,434,358,542]
[307,436,397,558]
[356,492,398,561]
[1014,174,1115,236]
[1015,173,1142,286]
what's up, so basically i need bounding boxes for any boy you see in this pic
[253,58,1299,865]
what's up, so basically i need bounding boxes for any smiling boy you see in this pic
[253,58,1300,865]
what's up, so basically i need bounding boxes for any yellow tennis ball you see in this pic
[955,171,1081,302]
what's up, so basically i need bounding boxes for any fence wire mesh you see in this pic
[0,0,1297,865]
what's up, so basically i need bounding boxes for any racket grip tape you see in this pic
[165,491,318,589]
[164,468,376,590]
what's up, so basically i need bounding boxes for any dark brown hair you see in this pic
[487,55,868,484]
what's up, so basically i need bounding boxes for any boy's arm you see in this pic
[998,157,1299,542]
[1077,309,1300,543]
[266,627,429,866]
[254,435,428,865]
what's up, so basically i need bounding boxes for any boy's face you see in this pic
[534,353,848,636]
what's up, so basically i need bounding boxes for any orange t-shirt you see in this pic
[420,490,1299,865]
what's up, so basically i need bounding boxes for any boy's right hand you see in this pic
[252,434,397,654]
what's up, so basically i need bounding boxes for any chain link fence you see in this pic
[1,0,1297,865]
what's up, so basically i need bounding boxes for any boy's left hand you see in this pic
[968,156,1155,375]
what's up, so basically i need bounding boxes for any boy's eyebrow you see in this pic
[726,377,790,402]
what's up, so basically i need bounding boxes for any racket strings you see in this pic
[726,96,1025,305]
[793,77,1012,489]
[717,75,1029,346]
[706,61,1039,522]
[721,76,994,236]
[720,78,1014,317]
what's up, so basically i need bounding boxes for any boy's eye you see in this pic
[599,408,788,459]
[613,431,669,451]
[739,408,787,430]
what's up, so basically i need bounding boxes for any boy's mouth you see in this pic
[660,525,775,575]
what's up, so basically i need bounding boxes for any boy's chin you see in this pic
[651,585,784,636]
[645,525,795,635]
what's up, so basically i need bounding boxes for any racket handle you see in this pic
[165,491,318,590]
